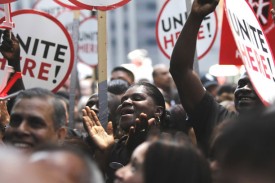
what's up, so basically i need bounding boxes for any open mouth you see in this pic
[120,108,134,116]
[11,141,33,149]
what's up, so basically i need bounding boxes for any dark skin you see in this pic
[0,30,24,112]
[170,0,263,114]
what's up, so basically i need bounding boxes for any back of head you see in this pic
[111,66,135,85]
[108,79,130,95]
[30,144,104,183]
[212,109,275,182]
[144,133,211,183]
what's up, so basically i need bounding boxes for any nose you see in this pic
[17,120,30,132]
[121,98,132,106]
[115,166,127,181]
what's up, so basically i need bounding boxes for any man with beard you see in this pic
[169,0,264,155]
[3,87,67,152]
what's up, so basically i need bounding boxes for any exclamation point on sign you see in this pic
[207,23,211,37]
[53,65,61,84]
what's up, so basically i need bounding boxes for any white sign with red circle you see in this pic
[225,0,275,105]
[78,17,98,67]
[56,9,89,35]
[54,0,82,10]
[0,10,74,92]
[69,0,130,10]
[0,0,16,4]
[33,0,67,17]
[156,0,218,60]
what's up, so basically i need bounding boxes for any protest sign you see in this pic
[225,0,275,105]
[78,17,98,67]
[0,10,74,92]
[156,0,218,60]
[56,9,89,35]
[69,0,130,10]
[0,0,16,4]
[54,0,82,10]
[220,0,275,66]
[33,0,67,17]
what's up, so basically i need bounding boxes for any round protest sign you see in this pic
[54,0,83,10]
[0,10,74,92]
[33,0,67,17]
[156,0,218,60]
[225,0,275,105]
[69,0,130,11]
[78,17,98,67]
[56,9,89,35]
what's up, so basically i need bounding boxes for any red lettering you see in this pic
[22,58,35,78]
[237,41,251,68]
[261,55,271,79]
[246,46,258,72]
[197,25,205,40]
[0,58,7,70]
[164,34,174,49]
[38,62,51,81]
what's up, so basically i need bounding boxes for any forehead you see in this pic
[124,85,147,95]
[12,98,54,118]
[111,71,131,80]
[132,142,150,163]
[238,72,250,83]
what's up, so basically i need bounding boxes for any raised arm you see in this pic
[0,30,24,112]
[169,0,219,113]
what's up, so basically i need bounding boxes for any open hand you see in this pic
[126,113,156,148]
[82,106,114,151]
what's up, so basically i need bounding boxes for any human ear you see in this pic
[155,106,164,118]
[57,127,67,141]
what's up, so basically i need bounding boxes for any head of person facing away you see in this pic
[115,133,212,183]
[29,144,104,183]
[152,64,172,92]
[111,66,135,85]
[210,106,275,183]
[4,87,67,152]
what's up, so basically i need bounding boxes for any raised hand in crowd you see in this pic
[125,112,156,150]
[0,30,21,70]
[82,106,114,151]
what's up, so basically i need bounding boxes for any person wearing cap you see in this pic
[200,73,219,98]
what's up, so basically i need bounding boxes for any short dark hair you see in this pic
[14,87,66,130]
[111,66,135,83]
[108,79,130,95]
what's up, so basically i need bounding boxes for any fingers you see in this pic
[126,126,135,145]
[0,30,13,52]
[135,113,148,132]
[90,109,102,126]
[106,121,113,135]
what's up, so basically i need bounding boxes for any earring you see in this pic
[154,116,161,126]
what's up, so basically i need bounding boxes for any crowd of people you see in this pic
[0,0,275,183]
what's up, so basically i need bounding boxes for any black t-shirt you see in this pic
[188,92,237,155]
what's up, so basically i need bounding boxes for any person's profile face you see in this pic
[114,142,149,183]
[4,98,58,151]
[234,72,262,113]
